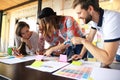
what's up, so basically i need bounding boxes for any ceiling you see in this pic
[0,0,111,12]
[0,0,38,12]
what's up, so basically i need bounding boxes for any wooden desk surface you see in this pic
[0,60,74,80]
[0,60,120,80]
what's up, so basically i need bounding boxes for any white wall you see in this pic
[1,5,38,52]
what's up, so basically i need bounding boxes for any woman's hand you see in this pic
[12,48,23,56]
[44,48,53,56]
[36,50,44,55]
[21,38,32,49]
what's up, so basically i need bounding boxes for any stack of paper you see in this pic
[90,68,120,80]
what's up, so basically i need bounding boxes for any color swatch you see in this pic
[53,64,93,80]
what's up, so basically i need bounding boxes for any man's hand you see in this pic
[71,54,83,60]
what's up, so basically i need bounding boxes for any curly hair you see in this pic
[38,15,61,37]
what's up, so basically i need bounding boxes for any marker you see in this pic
[67,58,81,63]
[67,58,73,62]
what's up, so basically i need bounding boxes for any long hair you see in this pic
[39,15,61,37]
[18,42,27,55]
[15,21,30,37]
[15,21,29,55]
[72,0,99,12]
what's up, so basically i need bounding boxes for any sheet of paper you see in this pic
[31,61,43,67]
[35,55,44,60]
[53,64,93,80]
[0,55,36,64]
[53,61,101,80]
[81,61,101,67]
[70,60,101,67]
[53,60,120,80]
[26,61,69,72]
[90,68,120,80]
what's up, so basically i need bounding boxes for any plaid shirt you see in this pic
[39,16,83,51]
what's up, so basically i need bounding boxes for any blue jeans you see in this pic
[116,54,120,62]
[64,44,87,59]
[87,51,93,58]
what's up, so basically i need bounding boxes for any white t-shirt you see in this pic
[91,9,120,55]
[15,31,39,55]
[25,31,39,55]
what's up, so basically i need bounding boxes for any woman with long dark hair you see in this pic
[14,21,41,55]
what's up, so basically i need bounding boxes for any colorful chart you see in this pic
[53,64,93,80]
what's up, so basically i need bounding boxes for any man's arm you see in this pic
[81,38,119,65]
[79,28,97,57]
[72,28,119,65]
[71,28,97,59]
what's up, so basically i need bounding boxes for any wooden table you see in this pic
[0,60,74,80]
[0,60,120,80]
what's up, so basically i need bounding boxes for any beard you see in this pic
[85,14,92,24]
